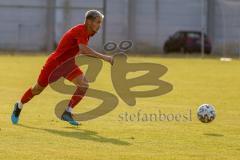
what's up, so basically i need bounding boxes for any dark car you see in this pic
[163,31,212,54]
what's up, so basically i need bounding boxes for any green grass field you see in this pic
[0,53,240,160]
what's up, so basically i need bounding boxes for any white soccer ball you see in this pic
[197,104,216,123]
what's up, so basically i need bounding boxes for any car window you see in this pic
[187,33,200,39]
[173,32,180,39]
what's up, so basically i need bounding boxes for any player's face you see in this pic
[89,17,103,33]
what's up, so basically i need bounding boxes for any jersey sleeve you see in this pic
[71,26,89,45]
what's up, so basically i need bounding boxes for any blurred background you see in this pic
[0,0,240,57]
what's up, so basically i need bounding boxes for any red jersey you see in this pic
[50,24,92,63]
[37,24,94,87]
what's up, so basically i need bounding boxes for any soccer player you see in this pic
[11,10,113,126]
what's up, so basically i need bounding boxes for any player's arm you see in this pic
[79,44,113,65]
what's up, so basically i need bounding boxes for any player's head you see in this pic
[84,10,104,34]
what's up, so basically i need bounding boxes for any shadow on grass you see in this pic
[203,133,224,137]
[17,124,131,146]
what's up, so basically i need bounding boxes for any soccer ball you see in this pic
[197,104,216,123]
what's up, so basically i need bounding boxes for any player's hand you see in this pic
[104,55,114,65]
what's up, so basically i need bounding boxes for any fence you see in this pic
[0,0,239,57]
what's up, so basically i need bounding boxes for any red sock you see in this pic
[68,87,87,108]
[21,88,34,104]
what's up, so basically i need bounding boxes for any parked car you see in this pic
[163,31,212,54]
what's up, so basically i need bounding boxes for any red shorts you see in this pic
[37,56,83,87]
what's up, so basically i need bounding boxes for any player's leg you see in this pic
[61,68,88,126]
[11,57,57,124]
[21,83,45,105]
[11,83,46,124]
[67,75,89,111]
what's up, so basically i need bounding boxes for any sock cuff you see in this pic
[66,106,73,113]
[17,101,23,109]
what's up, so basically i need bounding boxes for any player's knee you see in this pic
[79,81,89,91]
[73,76,89,90]
[32,88,42,95]
[76,80,89,91]
[32,84,45,95]
[82,81,89,90]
